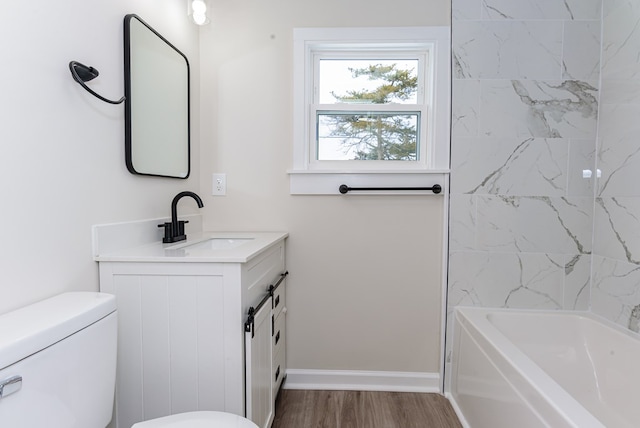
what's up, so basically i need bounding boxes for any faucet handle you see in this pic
[158,222,173,243]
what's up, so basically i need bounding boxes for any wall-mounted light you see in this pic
[68,61,125,105]
[189,0,210,26]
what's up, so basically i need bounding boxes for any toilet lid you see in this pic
[130,411,259,428]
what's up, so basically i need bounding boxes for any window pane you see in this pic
[318,59,419,104]
[317,111,420,161]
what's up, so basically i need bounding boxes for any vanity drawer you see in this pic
[273,310,285,351]
[271,273,286,397]
[243,244,285,312]
[273,340,286,394]
[272,279,286,320]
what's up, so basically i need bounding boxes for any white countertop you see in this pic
[94,231,288,263]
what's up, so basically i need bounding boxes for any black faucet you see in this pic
[158,191,204,243]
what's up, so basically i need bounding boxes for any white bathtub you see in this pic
[448,307,640,428]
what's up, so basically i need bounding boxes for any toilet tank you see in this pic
[0,292,117,428]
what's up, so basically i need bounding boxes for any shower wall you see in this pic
[592,1,640,332]
[448,0,601,313]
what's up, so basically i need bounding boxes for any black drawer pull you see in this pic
[275,366,280,381]
[275,330,281,345]
[275,295,280,308]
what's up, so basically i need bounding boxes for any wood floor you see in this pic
[272,390,462,428]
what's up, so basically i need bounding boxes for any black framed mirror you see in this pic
[124,14,190,179]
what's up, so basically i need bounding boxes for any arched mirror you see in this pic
[124,14,190,179]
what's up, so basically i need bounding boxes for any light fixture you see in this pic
[68,61,125,105]
[189,0,210,26]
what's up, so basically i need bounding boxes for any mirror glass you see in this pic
[124,14,190,178]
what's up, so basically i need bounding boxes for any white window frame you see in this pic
[290,27,450,195]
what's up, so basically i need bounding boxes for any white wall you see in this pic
[0,1,200,315]
[199,0,450,374]
[0,0,450,379]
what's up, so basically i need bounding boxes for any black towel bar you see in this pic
[338,184,442,194]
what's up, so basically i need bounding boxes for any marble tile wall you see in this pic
[592,0,640,332]
[448,0,601,319]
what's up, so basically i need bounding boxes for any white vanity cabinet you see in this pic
[95,233,287,428]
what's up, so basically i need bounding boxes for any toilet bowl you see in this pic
[131,411,258,428]
[0,292,258,428]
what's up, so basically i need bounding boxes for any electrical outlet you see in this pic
[212,173,226,195]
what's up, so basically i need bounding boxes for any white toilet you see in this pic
[0,292,258,428]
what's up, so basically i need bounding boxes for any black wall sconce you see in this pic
[68,61,125,105]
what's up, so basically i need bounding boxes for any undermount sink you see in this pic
[172,237,254,251]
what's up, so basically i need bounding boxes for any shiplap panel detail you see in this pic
[140,276,171,420]
[113,276,144,428]
[111,273,226,427]
[196,276,226,409]
[168,278,199,414]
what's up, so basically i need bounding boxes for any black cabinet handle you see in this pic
[274,295,280,308]
[275,366,280,381]
[275,330,281,345]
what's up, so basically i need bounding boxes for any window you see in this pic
[291,27,450,194]
[315,56,424,166]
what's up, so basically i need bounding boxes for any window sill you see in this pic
[288,170,449,195]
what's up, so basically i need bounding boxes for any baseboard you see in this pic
[283,369,440,393]
[444,392,470,428]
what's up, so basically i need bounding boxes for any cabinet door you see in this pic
[245,298,273,428]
